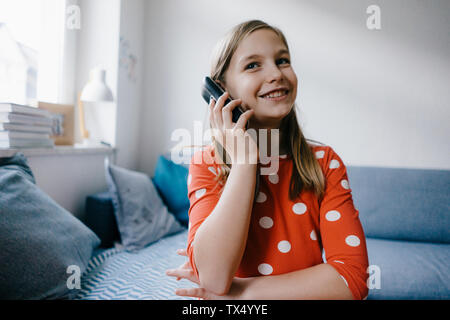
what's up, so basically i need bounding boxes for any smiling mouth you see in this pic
[260,90,289,101]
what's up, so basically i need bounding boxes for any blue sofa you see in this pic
[85,156,450,300]
[347,166,449,299]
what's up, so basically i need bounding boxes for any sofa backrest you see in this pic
[347,166,450,244]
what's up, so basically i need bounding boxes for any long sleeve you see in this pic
[185,146,223,279]
[317,147,369,300]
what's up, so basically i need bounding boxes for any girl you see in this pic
[166,20,369,300]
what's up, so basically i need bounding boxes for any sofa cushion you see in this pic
[0,153,100,299]
[152,155,190,226]
[105,162,184,251]
[347,166,450,243]
[366,238,450,299]
[84,191,121,248]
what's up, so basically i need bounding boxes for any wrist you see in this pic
[230,163,258,172]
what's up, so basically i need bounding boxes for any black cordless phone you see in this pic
[201,76,245,124]
[201,76,259,197]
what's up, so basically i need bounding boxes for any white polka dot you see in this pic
[341,179,349,189]
[292,202,307,215]
[334,260,345,264]
[208,166,217,176]
[259,216,273,229]
[187,174,192,185]
[345,235,361,247]
[268,174,279,184]
[315,150,325,159]
[277,240,291,253]
[329,159,340,169]
[322,249,327,263]
[258,263,273,275]
[279,154,287,159]
[340,275,349,287]
[325,210,341,221]
[256,192,267,203]
[195,188,206,199]
[310,230,317,241]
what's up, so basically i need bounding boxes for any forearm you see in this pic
[243,263,354,300]
[193,164,257,294]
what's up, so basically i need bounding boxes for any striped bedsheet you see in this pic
[74,229,196,300]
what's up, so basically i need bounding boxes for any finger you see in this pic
[180,261,190,269]
[166,268,198,284]
[176,262,192,281]
[213,92,229,128]
[235,109,254,130]
[175,287,208,299]
[209,97,217,128]
[176,249,188,257]
[172,261,190,276]
[222,99,242,128]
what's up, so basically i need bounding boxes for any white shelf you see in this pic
[0,144,115,158]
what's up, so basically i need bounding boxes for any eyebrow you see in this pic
[238,49,290,65]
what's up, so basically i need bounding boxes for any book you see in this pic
[0,123,53,134]
[0,138,54,148]
[0,131,50,140]
[38,102,74,146]
[0,112,53,127]
[0,103,52,118]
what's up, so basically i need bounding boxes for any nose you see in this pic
[265,62,283,83]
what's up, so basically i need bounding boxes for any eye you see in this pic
[245,62,259,70]
[277,58,290,65]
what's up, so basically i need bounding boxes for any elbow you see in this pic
[358,282,369,300]
[198,271,233,296]
[191,239,236,296]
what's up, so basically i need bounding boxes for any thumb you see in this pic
[235,109,254,130]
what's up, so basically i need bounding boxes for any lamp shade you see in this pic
[80,68,114,102]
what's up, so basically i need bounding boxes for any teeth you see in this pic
[263,90,286,98]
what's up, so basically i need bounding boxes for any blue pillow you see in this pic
[152,155,190,226]
[0,153,100,299]
[105,162,184,251]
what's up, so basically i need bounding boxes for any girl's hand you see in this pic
[165,249,249,300]
[174,277,249,300]
[166,249,199,284]
[209,92,259,166]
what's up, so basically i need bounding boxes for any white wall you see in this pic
[114,0,145,169]
[137,0,450,173]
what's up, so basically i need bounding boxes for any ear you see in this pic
[215,79,226,91]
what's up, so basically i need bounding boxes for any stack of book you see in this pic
[0,102,55,148]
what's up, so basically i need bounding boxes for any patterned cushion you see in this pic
[105,161,184,251]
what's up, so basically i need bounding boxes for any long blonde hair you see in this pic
[207,20,325,201]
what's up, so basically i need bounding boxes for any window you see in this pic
[0,0,66,106]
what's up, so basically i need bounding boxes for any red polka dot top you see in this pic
[186,143,369,300]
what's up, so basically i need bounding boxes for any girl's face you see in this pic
[223,29,298,129]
